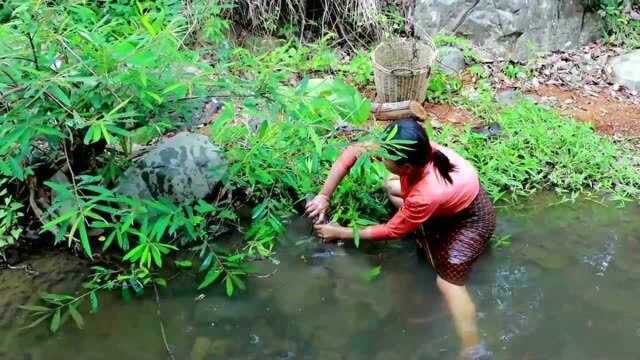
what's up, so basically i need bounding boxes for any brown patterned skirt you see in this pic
[417,187,496,286]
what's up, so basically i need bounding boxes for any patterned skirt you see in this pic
[416,187,496,286]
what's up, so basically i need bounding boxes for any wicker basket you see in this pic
[373,37,436,103]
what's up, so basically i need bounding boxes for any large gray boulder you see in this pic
[415,0,603,61]
[118,132,226,203]
[610,50,640,92]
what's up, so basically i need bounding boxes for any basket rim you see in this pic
[372,37,437,74]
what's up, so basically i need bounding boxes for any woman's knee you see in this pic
[384,176,401,196]
[436,276,464,296]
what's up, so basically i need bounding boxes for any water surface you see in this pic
[2,195,640,359]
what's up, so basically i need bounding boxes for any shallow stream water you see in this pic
[2,194,640,359]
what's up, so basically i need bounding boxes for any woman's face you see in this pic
[383,159,413,176]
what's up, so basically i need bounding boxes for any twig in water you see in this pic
[153,284,176,360]
[253,268,279,279]
[7,264,39,275]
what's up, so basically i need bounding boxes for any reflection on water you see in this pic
[2,194,640,360]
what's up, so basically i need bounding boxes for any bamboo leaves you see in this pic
[19,290,101,333]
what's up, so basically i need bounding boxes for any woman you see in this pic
[306,118,495,359]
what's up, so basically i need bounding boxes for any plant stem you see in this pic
[153,284,176,360]
[26,33,39,70]
[0,68,18,86]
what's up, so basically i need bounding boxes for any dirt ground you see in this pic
[532,85,640,137]
[367,82,640,138]
[422,103,478,128]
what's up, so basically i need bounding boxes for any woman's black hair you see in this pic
[383,118,456,184]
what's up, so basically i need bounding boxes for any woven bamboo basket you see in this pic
[373,37,436,103]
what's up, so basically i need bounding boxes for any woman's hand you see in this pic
[305,194,329,223]
[314,223,352,242]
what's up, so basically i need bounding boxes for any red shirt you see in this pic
[333,142,480,240]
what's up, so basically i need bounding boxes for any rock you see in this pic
[495,90,523,106]
[610,50,640,92]
[521,244,570,270]
[209,339,234,357]
[189,97,223,129]
[415,0,602,61]
[437,46,465,75]
[190,337,212,360]
[471,122,502,139]
[117,132,226,203]
[270,263,333,316]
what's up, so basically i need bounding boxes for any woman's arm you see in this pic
[305,142,377,219]
[314,193,437,242]
[313,223,389,242]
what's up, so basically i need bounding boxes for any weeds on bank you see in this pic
[432,86,640,204]
[3,0,386,332]
[598,0,640,48]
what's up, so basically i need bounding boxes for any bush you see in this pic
[597,0,640,48]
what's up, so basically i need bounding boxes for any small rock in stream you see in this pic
[190,337,212,360]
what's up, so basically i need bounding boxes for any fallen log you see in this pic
[372,100,428,121]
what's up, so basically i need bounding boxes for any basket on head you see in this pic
[373,37,436,103]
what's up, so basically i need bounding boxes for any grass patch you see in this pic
[436,101,640,203]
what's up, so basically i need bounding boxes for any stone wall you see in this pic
[414,0,603,61]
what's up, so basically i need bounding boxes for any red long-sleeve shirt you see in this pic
[333,142,480,241]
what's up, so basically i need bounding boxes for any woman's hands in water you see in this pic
[305,194,329,223]
[313,223,352,242]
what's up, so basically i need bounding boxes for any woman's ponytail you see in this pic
[431,149,456,184]
[383,118,457,184]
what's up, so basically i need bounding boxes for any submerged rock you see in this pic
[415,0,602,61]
[191,294,262,325]
[117,132,226,203]
[190,337,212,360]
[610,50,640,92]
[0,253,87,328]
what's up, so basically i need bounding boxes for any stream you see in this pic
[1,194,640,359]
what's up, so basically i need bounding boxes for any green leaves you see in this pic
[123,240,177,269]
[68,305,85,329]
[198,268,222,290]
[353,226,360,248]
[225,276,234,296]
[89,292,99,314]
[303,78,372,125]
[50,309,61,333]
[0,179,24,249]
[365,265,382,282]
[19,288,100,333]
[174,259,193,269]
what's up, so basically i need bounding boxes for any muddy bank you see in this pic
[0,252,87,329]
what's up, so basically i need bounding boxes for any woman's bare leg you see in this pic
[436,276,481,351]
[384,174,403,208]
